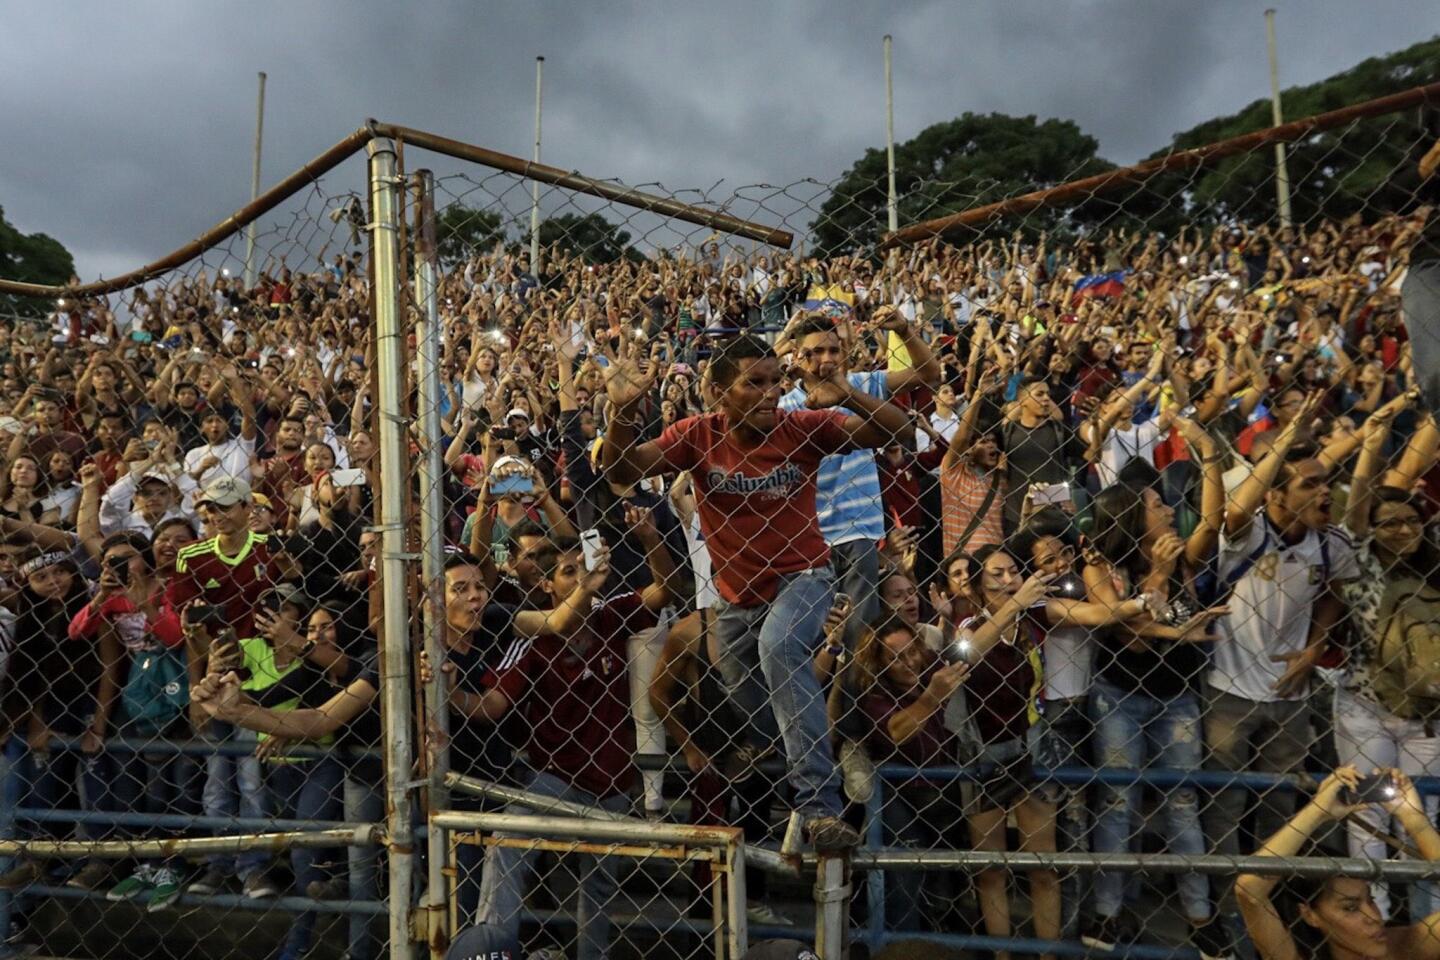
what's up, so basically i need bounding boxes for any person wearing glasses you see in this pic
[1332,401,1440,921]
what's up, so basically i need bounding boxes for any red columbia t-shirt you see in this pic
[486,592,657,798]
[653,409,853,607]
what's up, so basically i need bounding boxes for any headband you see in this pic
[19,551,69,579]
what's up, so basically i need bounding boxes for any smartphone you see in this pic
[189,603,227,628]
[1028,482,1073,507]
[331,468,367,488]
[580,528,605,572]
[489,427,515,441]
[1052,573,1086,599]
[490,474,534,497]
[106,554,131,586]
[1342,773,1397,806]
[130,330,153,343]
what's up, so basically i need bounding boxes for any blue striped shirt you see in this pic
[779,369,889,545]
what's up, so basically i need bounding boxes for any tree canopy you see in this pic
[809,112,1114,256]
[434,204,506,268]
[0,205,74,320]
[1144,36,1440,227]
[526,212,645,264]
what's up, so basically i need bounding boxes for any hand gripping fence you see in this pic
[3,77,1440,960]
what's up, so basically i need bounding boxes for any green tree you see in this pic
[434,204,506,268]
[0,205,75,320]
[810,113,1115,256]
[527,212,645,264]
[1142,37,1440,227]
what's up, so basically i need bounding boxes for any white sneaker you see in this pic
[839,739,876,804]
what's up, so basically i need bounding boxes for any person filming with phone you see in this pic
[1236,767,1440,960]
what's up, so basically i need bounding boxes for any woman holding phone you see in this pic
[1237,767,1440,960]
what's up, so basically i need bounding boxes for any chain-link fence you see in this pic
[2,79,1440,960]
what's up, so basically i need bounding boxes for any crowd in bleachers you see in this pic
[3,192,1440,959]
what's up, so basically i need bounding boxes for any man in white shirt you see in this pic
[99,469,197,538]
[183,365,258,489]
[1203,400,1356,874]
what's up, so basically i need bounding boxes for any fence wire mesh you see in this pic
[1,86,1440,960]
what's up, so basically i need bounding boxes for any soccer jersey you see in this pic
[167,531,281,638]
[487,593,657,798]
[653,408,852,606]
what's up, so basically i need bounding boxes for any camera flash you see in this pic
[1228,279,1241,290]
[1177,256,1188,266]
[57,299,66,308]
[221,268,231,277]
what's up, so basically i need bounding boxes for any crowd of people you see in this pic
[1,166,1440,960]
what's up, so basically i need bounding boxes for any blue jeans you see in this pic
[201,723,270,879]
[267,757,344,958]
[879,783,963,931]
[1035,696,1091,937]
[828,539,879,651]
[342,761,385,960]
[1089,678,1210,922]
[476,769,630,960]
[712,566,841,818]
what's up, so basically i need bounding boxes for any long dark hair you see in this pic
[1088,482,1156,582]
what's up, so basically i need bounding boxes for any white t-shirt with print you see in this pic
[1207,515,1358,703]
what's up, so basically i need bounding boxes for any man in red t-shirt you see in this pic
[600,334,913,849]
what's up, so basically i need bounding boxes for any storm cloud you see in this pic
[1,0,1434,279]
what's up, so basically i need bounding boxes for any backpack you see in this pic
[1370,575,1440,722]
[120,648,189,736]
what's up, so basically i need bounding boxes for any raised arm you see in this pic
[1383,410,1439,491]
[599,347,668,487]
[1347,408,1397,537]
[1175,417,1224,563]
[1225,391,1324,538]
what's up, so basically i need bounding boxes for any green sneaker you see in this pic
[145,867,182,912]
[106,863,156,902]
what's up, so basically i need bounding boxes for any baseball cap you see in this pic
[138,470,173,487]
[261,583,312,616]
[489,455,530,477]
[506,408,532,422]
[446,923,522,960]
[744,941,820,960]
[198,476,252,508]
[251,492,274,511]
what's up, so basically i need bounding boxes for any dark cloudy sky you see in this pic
[1,0,1434,281]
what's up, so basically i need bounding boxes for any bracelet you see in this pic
[824,643,846,658]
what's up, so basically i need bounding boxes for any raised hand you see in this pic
[802,367,851,410]
[603,337,657,414]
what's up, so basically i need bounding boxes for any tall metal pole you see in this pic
[368,137,416,960]
[530,56,545,274]
[884,35,898,234]
[1265,9,1294,229]
[410,170,451,960]
[244,71,267,288]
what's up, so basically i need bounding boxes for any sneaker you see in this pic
[146,867,182,912]
[805,815,860,852]
[746,900,794,927]
[1190,917,1238,960]
[305,876,347,900]
[1080,915,1125,952]
[721,743,762,783]
[65,860,112,890]
[187,865,229,895]
[243,871,281,899]
[107,864,156,902]
[0,860,45,890]
[839,739,876,804]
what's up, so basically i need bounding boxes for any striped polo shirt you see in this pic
[779,369,888,546]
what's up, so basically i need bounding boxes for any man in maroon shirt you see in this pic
[601,334,912,849]
[465,536,674,960]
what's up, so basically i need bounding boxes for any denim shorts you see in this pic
[960,736,1033,814]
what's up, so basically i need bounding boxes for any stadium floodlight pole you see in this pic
[1265,9,1294,230]
[244,71,267,288]
[530,56,545,274]
[410,169,450,960]
[368,137,417,960]
[884,35,898,235]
